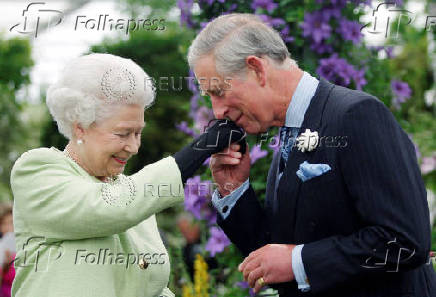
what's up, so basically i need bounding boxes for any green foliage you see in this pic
[0,35,33,201]
[117,0,177,17]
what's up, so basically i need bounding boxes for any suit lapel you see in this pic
[273,78,335,243]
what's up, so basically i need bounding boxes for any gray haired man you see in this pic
[188,13,436,297]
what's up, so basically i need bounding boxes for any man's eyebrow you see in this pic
[200,85,223,96]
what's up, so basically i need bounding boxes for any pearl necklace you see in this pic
[62,146,115,183]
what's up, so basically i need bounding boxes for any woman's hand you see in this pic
[174,120,247,183]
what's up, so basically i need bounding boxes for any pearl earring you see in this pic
[77,139,83,145]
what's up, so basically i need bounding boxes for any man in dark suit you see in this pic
[187,13,436,296]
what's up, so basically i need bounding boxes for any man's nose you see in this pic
[211,97,228,119]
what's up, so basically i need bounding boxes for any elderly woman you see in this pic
[10,53,245,297]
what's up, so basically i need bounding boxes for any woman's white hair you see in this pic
[46,53,155,139]
[187,13,297,77]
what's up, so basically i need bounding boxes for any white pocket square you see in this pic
[296,161,331,182]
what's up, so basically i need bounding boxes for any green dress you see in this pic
[10,147,184,297]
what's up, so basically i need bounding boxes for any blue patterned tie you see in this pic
[279,126,299,174]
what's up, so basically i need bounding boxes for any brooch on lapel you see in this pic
[296,129,319,152]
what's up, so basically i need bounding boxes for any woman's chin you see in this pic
[108,167,124,176]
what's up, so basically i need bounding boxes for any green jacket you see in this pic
[10,147,184,297]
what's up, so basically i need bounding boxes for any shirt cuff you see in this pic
[292,244,311,292]
[211,179,249,219]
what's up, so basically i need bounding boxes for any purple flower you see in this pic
[268,134,281,154]
[184,176,212,220]
[236,281,256,297]
[251,0,278,13]
[184,192,206,220]
[385,46,395,58]
[369,45,385,52]
[316,0,347,7]
[194,106,214,133]
[368,46,395,59]
[391,79,412,109]
[204,209,217,225]
[257,15,286,29]
[176,121,198,137]
[199,0,224,6]
[187,69,199,93]
[280,26,295,43]
[322,8,341,20]
[337,18,363,44]
[421,153,436,175]
[317,54,366,89]
[205,226,231,257]
[352,67,367,90]
[300,11,332,44]
[202,156,210,166]
[250,145,268,164]
[310,42,333,54]
[177,0,194,28]
[316,0,371,6]
[189,94,200,119]
[317,55,339,81]
[200,21,210,29]
[229,3,238,11]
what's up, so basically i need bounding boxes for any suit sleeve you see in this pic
[301,98,431,293]
[10,149,184,241]
[217,185,271,256]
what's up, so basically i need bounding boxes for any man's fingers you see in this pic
[247,266,264,288]
[231,144,240,151]
[218,144,240,155]
[242,257,261,281]
[210,154,241,167]
[253,274,268,294]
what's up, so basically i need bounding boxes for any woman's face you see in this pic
[77,104,145,179]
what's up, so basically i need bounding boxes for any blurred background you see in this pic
[0,0,434,296]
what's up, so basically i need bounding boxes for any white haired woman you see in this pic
[10,53,245,297]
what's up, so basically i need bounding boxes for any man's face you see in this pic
[193,55,275,134]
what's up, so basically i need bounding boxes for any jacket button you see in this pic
[139,258,149,270]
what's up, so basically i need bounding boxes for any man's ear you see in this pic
[245,55,266,86]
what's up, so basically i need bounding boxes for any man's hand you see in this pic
[209,143,250,196]
[238,244,296,293]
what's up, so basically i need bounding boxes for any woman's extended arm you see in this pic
[11,149,184,241]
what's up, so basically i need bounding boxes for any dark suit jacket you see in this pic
[217,78,436,297]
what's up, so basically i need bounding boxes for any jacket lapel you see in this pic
[273,78,335,243]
